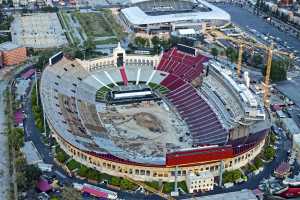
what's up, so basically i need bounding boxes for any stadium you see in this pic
[40,43,270,182]
[120,0,231,33]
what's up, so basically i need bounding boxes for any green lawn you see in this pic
[66,159,81,171]
[73,12,114,38]
[96,85,114,102]
[94,38,119,45]
[101,9,128,39]
[72,10,126,46]
[148,82,169,94]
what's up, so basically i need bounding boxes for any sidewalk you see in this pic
[0,80,10,200]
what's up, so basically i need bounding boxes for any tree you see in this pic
[162,182,174,193]
[160,38,172,50]
[264,146,276,160]
[151,36,160,46]
[134,37,147,47]
[9,128,24,150]
[16,164,42,191]
[211,47,219,59]
[24,164,42,186]
[232,170,242,181]
[35,50,58,70]
[223,170,241,183]
[61,187,82,200]
[41,6,58,12]
[16,171,27,191]
[84,39,96,57]
[120,179,136,190]
[252,54,263,67]
[110,176,121,186]
[254,158,263,168]
[225,47,238,63]
[56,149,69,164]
[262,59,288,82]
[249,164,257,172]
[77,165,89,177]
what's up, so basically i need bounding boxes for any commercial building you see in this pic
[186,172,214,193]
[0,42,27,67]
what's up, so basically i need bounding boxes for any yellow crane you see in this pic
[209,30,293,107]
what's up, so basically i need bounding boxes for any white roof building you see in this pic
[120,0,230,31]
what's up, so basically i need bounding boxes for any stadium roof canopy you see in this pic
[121,0,231,25]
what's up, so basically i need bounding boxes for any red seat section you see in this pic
[156,47,208,82]
[165,82,227,145]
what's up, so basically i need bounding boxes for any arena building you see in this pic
[40,43,270,183]
[120,0,231,33]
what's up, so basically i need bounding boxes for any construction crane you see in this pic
[208,29,293,107]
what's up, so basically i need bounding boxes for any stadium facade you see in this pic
[40,44,270,182]
[120,0,231,33]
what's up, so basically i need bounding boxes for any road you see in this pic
[217,4,300,51]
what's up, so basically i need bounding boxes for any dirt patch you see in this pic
[133,112,164,133]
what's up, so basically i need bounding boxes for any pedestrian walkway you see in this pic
[0,80,10,200]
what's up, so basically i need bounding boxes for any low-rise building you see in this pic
[281,118,300,138]
[186,171,214,193]
[0,42,27,67]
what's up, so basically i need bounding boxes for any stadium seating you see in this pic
[164,79,227,145]
[135,0,195,13]
[41,53,227,149]
[156,48,208,82]
[78,101,106,133]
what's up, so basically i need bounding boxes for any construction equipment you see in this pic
[208,29,293,107]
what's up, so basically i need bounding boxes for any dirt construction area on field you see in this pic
[99,101,191,158]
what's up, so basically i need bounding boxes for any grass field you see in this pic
[96,84,115,102]
[100,9,127,39]
[74,12,114,38]
[94,38,119,45]
[148,82,169,94]
[72,10,126,45]
[58,11,79,45]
